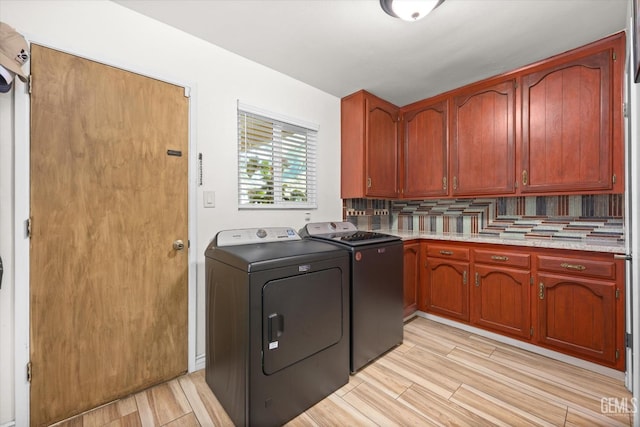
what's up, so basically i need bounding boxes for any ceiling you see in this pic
[113,0,629,106]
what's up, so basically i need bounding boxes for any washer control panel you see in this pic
[215,227,301,246]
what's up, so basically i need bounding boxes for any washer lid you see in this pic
[215,227,300,246]
[300,222,400,247]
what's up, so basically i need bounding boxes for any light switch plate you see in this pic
[204,191,215,208]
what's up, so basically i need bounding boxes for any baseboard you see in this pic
[415,311,626,381]
[194,353,206,371]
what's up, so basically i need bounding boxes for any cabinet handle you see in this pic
[491,255,509,261]
[439,250,453,256]
[463,270,467,285]
[522,170,528,186]
[367,177,372,188]
[560,263,586,271]
[539,282,545,300]
[453,176,458,190]
[442,176,447,190]
[475,272,479,287]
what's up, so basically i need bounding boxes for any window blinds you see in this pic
[237,104,317,209]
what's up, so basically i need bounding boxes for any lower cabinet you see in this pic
[403,241,420,317]
[472,250,531,339]
[418,240,625,370]
[423,243,470,322]
[535,252,624,369]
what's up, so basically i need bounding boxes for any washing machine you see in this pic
[300,221,403,372]
[204,227,350,427]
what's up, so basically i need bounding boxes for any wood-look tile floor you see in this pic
[53,317,634,426]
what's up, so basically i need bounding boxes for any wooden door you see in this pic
[521,50,613,194]
[29,45,189,426]
[365,95,399,198]
[472,265,531,339]
[451,79,516,196]
[402,100,448,198]
[537,273,616,366]
[402,241,420,317]
[424,258,469,322]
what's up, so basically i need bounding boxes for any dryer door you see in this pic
[262,267,343,375]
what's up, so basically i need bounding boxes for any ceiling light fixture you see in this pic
[380,0,444,21]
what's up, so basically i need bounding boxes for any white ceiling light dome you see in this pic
[380,0,444,21]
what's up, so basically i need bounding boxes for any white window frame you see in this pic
[237,102,318,209]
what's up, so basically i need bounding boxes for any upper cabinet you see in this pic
[341,32,625,200]
[451,79,516,196]
[520,34,625,194]
[402,98,448,198]
[341,90,400,199]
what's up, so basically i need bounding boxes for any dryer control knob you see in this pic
[256,229,267,239]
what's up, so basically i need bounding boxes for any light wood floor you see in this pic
[53,317,634,426]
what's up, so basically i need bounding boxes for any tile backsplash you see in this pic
[343,195,624,243]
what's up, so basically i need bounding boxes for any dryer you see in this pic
[204,227,350,427]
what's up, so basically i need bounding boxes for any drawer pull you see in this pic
[561,263,586,271]
[491,255,509,261]
[439,250,453,256]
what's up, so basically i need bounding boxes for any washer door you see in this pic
[262,268,343,375]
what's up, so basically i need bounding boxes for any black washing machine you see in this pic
[300,222,403,373]
[205,227,350,427]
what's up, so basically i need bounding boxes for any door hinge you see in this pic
[530,276,534,285]
[615,349,620,360]
[28,75,32,95]
[613,51,617,61]
[626,333,633,350]
[26,218,32,238]
[623,102,628,118]
[27,362,32,383]
[616,288,620,299]
[530,327,534,336]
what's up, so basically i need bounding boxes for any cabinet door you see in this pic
[403,242,420,317]
[366,96,399,198]
[536,273,617,366]
[451,79,516,196]
[403,100,448,198]
[424,258,469,322]
[521,50,613,193]
[472,265,531,339]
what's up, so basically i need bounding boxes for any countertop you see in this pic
[386,230,627,254]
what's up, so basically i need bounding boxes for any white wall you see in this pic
[0,0,343,423]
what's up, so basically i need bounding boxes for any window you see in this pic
[237,103,317,209]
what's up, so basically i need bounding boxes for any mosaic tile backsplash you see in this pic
[343,195,624,243]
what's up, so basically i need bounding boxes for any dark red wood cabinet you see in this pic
[418,240,625,370]
[451,79,516,197]
[520,33,625,194]
[402,98,448,198]
[472,249,531,340]
[422,243,470,322]
[341,90,400,199]
[403,241,420,317]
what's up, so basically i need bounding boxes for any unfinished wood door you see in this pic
[29,44,189,426]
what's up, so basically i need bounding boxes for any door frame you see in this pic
[13,40,198,426]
